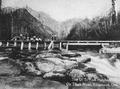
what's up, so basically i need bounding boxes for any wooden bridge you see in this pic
[0,40,120,51]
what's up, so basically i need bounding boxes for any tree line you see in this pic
[66,12,120,40]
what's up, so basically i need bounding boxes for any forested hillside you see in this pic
[0,7,55,40]
[66,12,120,40]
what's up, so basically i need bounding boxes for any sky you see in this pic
[2,0,120,22]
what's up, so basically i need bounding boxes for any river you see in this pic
[0,48,120,89]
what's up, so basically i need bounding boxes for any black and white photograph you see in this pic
[0,0,120,89]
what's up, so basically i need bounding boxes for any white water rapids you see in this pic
[83,53,120,84]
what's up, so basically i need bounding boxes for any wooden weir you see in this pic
[0,40,120,51]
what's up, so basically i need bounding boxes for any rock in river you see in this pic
[43,72,64,78]
[44,57,65,65]
[61,53,81,58]
[36,61,55,73]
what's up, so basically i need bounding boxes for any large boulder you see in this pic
[76,62,87,69]
[83,67,97,73]
[71,55,91,63]
[86,73,98,82]
[63,60,77,69]
[43,72,64,78]
[36,61,55,73]
[36,58,66,74]
[48,48,62,54]
[86,73,110,84]
[67,69,85,82]
[109,54,117,63]
[96,73,109,80]
[25,62,42,75]
[80,57,91,63]
[44,57,65,65]
[0,59,21,76]
[61,53,81,58]
[53,65,66,73]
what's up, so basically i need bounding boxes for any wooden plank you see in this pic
[68,43,102,45]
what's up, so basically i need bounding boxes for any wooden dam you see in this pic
[0,40,120,51]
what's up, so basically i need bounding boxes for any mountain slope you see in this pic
[59,18,83,39]
[25,7,88,39]
[26,7,59,35]
[1,7,55,39]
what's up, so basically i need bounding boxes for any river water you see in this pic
[0,48,120,89]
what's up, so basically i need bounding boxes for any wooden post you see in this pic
[66,43,69,51]
[44,42,47,50]
[36,42,39,50]
[14,41,17,46]
[6,42,9,47]
[52,41,54,49]
[0,42,2,46]
[0,0,1,14]
[28,42,31,51]
[20,41,24,50]
[60,42,62,50]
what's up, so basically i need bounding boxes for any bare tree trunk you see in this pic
[0,0,1,13]
[0,0,1,39]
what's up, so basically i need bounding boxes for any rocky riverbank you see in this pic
[0,48,120,89]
